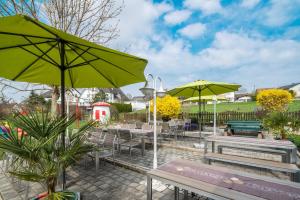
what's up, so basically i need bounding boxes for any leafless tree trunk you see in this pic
[0,0,123,115]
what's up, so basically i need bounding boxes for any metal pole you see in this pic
[66,92,69,138]
[213,95,217,135]
[153,78,157,169]
[198,86,202,143]
[60,40,66,190]
[148,101,151,123]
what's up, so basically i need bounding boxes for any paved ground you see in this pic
[0,136,291,200]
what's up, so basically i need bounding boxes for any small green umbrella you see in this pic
[0,15,148,188]
[168,80,240,143]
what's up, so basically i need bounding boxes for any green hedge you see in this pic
[111,103,132,113]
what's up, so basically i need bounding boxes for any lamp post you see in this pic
[140,74,166,169]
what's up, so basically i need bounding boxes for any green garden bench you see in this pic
[226,120,262,135]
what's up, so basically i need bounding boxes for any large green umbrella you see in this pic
[168,80,240,143]
[0,15,148,188]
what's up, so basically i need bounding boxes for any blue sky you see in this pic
[2,0,300,101]
[115,0,300,96]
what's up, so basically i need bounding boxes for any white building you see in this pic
[49,88,128,107]
[279,83,300,99]
[125,96,146,111]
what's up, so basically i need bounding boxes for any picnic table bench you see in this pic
[204,153,300,182]
[147,159,300,200]
[226,120,262,135]
[217,145,288,162]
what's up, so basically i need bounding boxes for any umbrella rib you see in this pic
[12,42,58,81]
[19,46,59,68]
[67,58,99,69]
[23,36,60,67]
[67,43,138,78]
[68,41,147,62]
[67,44,118,87]
[0,40,56,51]
[24,17,60,38]
[169,87,187,97]
[68,47,91,66]
[0,31,55,40]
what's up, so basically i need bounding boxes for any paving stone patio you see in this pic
[0,136,292,200]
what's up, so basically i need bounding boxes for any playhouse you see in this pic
[92,102,111,123]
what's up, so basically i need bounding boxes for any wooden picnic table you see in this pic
[204,136,298,163]
[147,159,300,200]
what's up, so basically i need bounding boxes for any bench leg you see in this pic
[147,175,152,200]
[217,146,223,154]
[174,186,179,200]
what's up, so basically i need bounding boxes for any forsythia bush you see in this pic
[150,95,181,119]
[257,89,292,112]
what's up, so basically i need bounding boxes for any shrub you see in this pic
[288,134,300,150]
[150,95,181,120]
[257,89,292,112]
[111,103,132,113]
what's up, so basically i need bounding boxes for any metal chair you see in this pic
[118,129,141,156]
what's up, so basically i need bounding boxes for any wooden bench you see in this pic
[204,153,300,182]
[226,120,262,135]
[217,145,288,162]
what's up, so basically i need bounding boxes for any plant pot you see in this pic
[31,191,80,200]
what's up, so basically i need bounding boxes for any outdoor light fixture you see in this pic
[139,79,155,100]
[139,74,166,169]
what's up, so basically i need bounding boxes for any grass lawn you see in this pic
[182,100,300,113]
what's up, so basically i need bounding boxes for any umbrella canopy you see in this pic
[168,80,240,144]
[0,14,148,189]
[183,95,227,102]
[168,80,240,97]
[0,15,147,87]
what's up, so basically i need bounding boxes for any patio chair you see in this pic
[85,131,117,168]
[175,120,185,138]
[168,120,177,138]
[118,129,141,156]
[184,119,192,131]
[146,126,164,147]
[142,123,153,130]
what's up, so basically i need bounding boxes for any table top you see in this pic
[206,136,296,149]
[149,159,300,200]
[106,127,153,134]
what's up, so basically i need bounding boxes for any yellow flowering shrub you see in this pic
[257,89,292,112]
[150,95,181,119]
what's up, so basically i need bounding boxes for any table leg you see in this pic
[147,175,152,200]
[212,141,215,153]
[184,190,188,200]
[291,149,297,164]
[95,150,99,172]
[174,186,179,200]
[204,140,208,154]
[142,137,145,156]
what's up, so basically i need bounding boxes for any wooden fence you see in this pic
[120,111,300,125]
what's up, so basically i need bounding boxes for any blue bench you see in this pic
[226,120,262,135]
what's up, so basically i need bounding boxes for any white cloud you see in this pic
[126,31,300,92]
[164,10,192,25]
[111,0,172,49]
[184,0,222,15]
[263,0,300,27]
[240,0,260,8]
[178,23,206,38]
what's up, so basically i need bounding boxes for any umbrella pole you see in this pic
[198,87,202,143]
[60,41,66,190]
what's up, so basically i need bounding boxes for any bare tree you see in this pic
[0,0,123,116]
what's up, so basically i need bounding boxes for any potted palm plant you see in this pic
[0,111,95,199]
